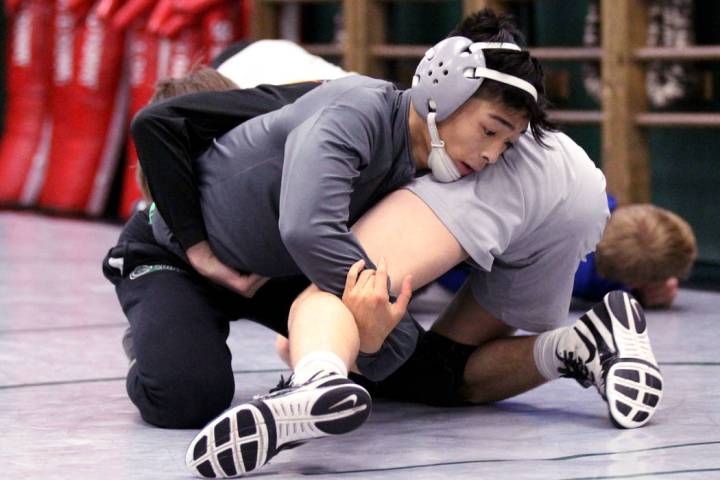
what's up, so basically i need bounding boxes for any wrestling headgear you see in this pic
[409,36,538,182]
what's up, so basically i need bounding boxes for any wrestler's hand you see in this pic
[186,241,269,298]
[342,258,412,354]
[634,277,678,309]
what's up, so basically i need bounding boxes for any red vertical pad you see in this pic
[0,0,53,204]
[202,1,239,64]
[117,26,206,219]
[118,23,159,219]
[38,7,129,215]
[160,26,206,79]
[238,0,249,39]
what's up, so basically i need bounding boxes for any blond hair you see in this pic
[136,67,238,201]
[596,204,697,286]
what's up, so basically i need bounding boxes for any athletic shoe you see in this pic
[185,372,372,478]
[558,290,663,429]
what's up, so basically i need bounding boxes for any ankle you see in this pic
[292,351,348,385]
[533,327,573,381]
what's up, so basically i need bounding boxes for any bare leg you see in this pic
[287,289,359,370]
[275,335,291,367]
[350,190,549,400]
[459,336,545,403]
[284,190,468,377]
[428,281,546,403]
[186,290,372,478]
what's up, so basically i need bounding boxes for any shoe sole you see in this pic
[186,383,371,478]
[603,291,663,429]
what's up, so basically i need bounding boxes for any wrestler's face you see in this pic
[437,97,528,176]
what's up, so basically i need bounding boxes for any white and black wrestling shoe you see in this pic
[558,290,663,429]
[186,372,372,478]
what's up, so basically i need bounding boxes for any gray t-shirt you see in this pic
[151,75,419,380]
[407,130,609,332]
[154,75,414,283]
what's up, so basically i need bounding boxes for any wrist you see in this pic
[359,334,385,355]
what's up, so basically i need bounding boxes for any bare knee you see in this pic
[458,382,495,405]
[288,290,344,331]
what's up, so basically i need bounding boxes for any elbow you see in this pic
[130,103,169,143]
[130,107,155,148]
[279,217,314,254]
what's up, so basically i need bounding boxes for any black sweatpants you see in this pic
[103,211,309,428]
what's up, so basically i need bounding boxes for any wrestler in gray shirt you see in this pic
[134,75,420,380]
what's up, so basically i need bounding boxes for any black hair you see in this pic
[449,9,556,146]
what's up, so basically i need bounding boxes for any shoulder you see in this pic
[321,75,397,108]
[296,76,399,131]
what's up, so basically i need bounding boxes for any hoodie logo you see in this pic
[129,264,182,280]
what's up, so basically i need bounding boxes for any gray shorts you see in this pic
[406,131,610,333]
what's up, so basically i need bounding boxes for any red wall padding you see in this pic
[0,0,247,218]
[0,0,53,204]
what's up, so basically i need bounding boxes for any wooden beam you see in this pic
[548,110,604,125]
[343,0,385,76]
[528,47,602,61]
[304,43,343,57]
[636,113,720,128]
[247,0,279,40]
[371,44,427,59]
[370,45,604,62]
[463,0,506,16]
[601,0,650,204]
[635,45,720,61]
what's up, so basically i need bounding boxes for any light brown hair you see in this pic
[136,67,238,201]
[596,204,697,286]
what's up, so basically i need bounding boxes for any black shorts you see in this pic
[352,330,476,407]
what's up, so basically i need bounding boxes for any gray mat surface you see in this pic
[1,212,718,479]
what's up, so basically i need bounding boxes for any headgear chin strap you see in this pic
[409,36,537,182]
[426,111,461,183]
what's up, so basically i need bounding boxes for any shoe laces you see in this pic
[252,374,295,401]
[269,374,294,394]
[556,350,595,389]
[256,371,332,401]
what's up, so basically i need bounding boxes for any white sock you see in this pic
[533,327,574,381]
[292,351,348,385]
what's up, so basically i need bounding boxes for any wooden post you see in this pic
[601,0,651,204]
[463,0,505,16]
[343,0,385,77]
[247,0,279,40]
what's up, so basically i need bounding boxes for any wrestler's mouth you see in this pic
[458,161,474,176]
